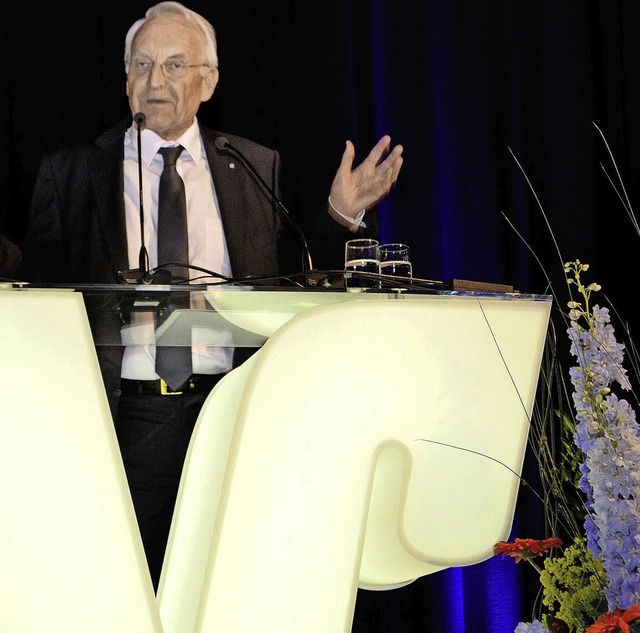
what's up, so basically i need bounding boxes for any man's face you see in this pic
[126,16,218,140]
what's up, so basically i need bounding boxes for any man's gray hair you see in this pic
[124,1,218,72]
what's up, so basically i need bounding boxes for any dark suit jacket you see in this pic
[18,116,373,414]
[0,234,21,278]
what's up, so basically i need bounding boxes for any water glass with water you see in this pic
[344,238,380,289]
[379,243,412,278]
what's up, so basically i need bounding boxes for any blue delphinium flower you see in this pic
[515,621,548,633]
[565,261,640,610]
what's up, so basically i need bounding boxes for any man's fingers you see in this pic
[364,135,392,166]
[338,140,356,174]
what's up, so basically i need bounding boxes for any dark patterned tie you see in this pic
[157,146,188,277]
[155,145,192,391]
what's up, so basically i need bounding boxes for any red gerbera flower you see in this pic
[587,605,640,633]
[493,537,563,563]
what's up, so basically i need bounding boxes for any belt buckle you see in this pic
[160,379,183,396]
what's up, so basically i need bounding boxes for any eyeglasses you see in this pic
[129,58,210,79]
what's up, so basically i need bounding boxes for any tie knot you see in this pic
[158,145,184,167]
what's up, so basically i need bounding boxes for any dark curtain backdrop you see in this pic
[3,1,640,631]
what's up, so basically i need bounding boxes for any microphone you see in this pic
[134,112,149,278]
[214,136,314,274]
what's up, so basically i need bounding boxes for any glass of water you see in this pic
[379,243,412,278]
[344,238,380,290]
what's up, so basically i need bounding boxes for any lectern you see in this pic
[0,283,551,633]
[0,286,162,633]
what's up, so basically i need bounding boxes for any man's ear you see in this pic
[201,67,219,101]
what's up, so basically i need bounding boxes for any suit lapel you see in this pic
[88,141,129,275]
[203,133,248,275]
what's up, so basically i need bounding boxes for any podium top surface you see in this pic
[2,280,552,346]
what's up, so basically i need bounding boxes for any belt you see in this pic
[120,374,224,396]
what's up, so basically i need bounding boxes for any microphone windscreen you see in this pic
[214,136,229,151]
[134,112,146,125]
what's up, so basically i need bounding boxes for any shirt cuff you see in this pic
[327,196,366,232]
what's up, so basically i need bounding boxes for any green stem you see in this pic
[528,559,543,575]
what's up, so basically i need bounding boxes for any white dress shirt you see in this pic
[120,118,233,379]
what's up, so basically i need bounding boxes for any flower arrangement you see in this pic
[495,126,640,633]
[496,260,640,632]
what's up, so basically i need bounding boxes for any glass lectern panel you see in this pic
[4,282,553,349]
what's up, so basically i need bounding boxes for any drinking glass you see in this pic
[379,243,412,278]
[344,238,380,290]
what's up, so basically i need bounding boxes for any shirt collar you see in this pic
[127,117,204,166]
